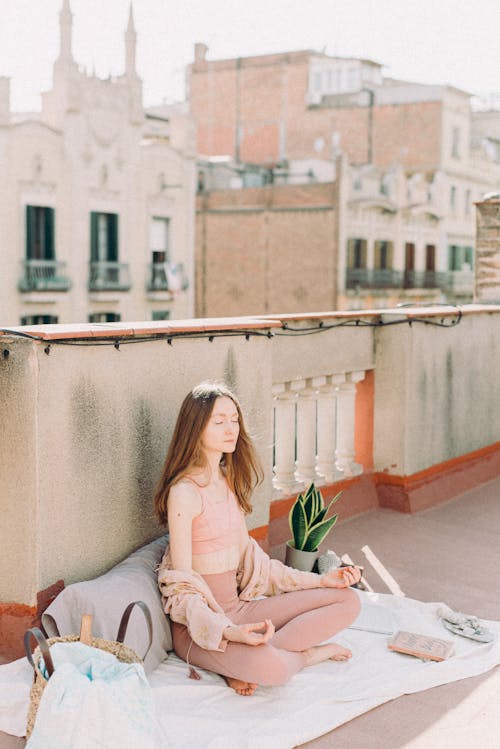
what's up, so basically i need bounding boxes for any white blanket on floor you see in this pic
[1,591,499,748]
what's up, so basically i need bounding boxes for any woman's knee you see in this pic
[255,648,299,686]
[345,587,361,619]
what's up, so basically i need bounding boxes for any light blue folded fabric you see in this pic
[27,642,163,748]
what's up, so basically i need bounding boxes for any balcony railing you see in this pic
[18,259,71,292]
[403,270,441,289]
[272,372,365,494]
[147,262,189,293]
[88,261,131,291]
[439,269,474,295]
[346,268,403,289]
[346,268,474,295]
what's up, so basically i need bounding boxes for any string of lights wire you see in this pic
[0,307,463,352]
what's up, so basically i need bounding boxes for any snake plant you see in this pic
[288,483,341,552]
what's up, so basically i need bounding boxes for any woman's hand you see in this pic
[320,565,362,589]
[223,619,275,646]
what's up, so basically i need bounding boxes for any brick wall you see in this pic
[190,52,443,169]
[195,182,338,316]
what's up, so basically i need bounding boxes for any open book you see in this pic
[388,630,455,661]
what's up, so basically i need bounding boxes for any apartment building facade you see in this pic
[189,46,500,310]
[0,2,195,327]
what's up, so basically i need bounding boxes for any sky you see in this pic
[0,0,499,112]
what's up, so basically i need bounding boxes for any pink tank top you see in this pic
[190,481,244,555]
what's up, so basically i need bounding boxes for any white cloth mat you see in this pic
[2,591,500,748]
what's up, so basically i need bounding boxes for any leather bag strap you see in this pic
[24,628,55,680]
[116,600,153,659]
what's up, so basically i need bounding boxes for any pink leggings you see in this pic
[171,570,360,686]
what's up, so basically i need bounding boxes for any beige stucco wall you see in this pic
[373,309,500,475]
[270,322,374,383]
[0,331,273,604]
[2,306,500,607]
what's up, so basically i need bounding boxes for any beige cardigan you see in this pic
[158,537,323,652]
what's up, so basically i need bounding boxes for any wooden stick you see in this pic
[79,614,93,645]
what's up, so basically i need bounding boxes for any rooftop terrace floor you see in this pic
[2,476,499,748]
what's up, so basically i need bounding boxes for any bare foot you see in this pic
[304,642,352,667]
[224,676,258,696]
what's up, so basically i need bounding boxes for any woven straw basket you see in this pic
[24,601,152,739]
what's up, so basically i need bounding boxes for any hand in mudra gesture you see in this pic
[223,619,275,646]
[320,565,362,588]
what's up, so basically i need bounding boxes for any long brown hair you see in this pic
[153,382,263,525]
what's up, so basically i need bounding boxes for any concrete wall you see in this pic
[1,306,500,615]
[373,309,500,476]
[0,326,273,605]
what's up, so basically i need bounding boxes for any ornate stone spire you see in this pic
[58,0,74,63]
[125,3,137,77]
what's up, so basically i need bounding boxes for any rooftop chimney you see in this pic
[194,43,208,63]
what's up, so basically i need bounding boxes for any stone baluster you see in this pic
[272,383,299,493]
[316,374,344,482]
[334,370,365,477]
[294,379,317,485]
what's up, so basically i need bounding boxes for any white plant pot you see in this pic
[285,541,318,572]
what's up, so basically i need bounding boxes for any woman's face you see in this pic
[200,396,240,455]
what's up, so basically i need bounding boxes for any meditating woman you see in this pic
[154,382,361,696]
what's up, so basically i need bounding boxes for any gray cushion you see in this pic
[41,535,171,674]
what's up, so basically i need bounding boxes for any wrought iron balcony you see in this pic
[18,259,71,292]
[147,262,189,293]
[88,261,131,291]
[346,268,403,289]
[403,270,442,289]
[439,269,474,295]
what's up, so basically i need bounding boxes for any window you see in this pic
[20,314,58,325]
[149,218,171,290]
[88,312,121,323]
[152,310,171,321]
[451,127,460,159]
[448,245,474,271]
[374,240,393,269]
[465,189,471,215]
[450,186,457,210]
[425,245,436,271]
[347,238,367,269]
[26,206,55,260]
[150,217,170,262]
[90,212,119,262]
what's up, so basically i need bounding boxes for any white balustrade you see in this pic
[295,380,318,484]
[334,371,365,478]
[272,370,366,493]
[316,374,342,482]
[272,384,300,493]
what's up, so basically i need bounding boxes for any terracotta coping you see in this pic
[0,316,282,342]
[258,303,500,322]
[2,305,499,342]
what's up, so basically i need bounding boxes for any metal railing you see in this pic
[18,259,71,292]
[346,268,474,295]
[88,262,131,291]
[147,262,189,293]
[403,270,441,289]
[346,268,403,289]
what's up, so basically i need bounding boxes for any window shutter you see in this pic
[44,207,55,260]
[108,213,118,262]
[90,212,98,261]
[26,206,35,259]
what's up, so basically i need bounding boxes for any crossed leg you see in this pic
[172,586,360,693]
